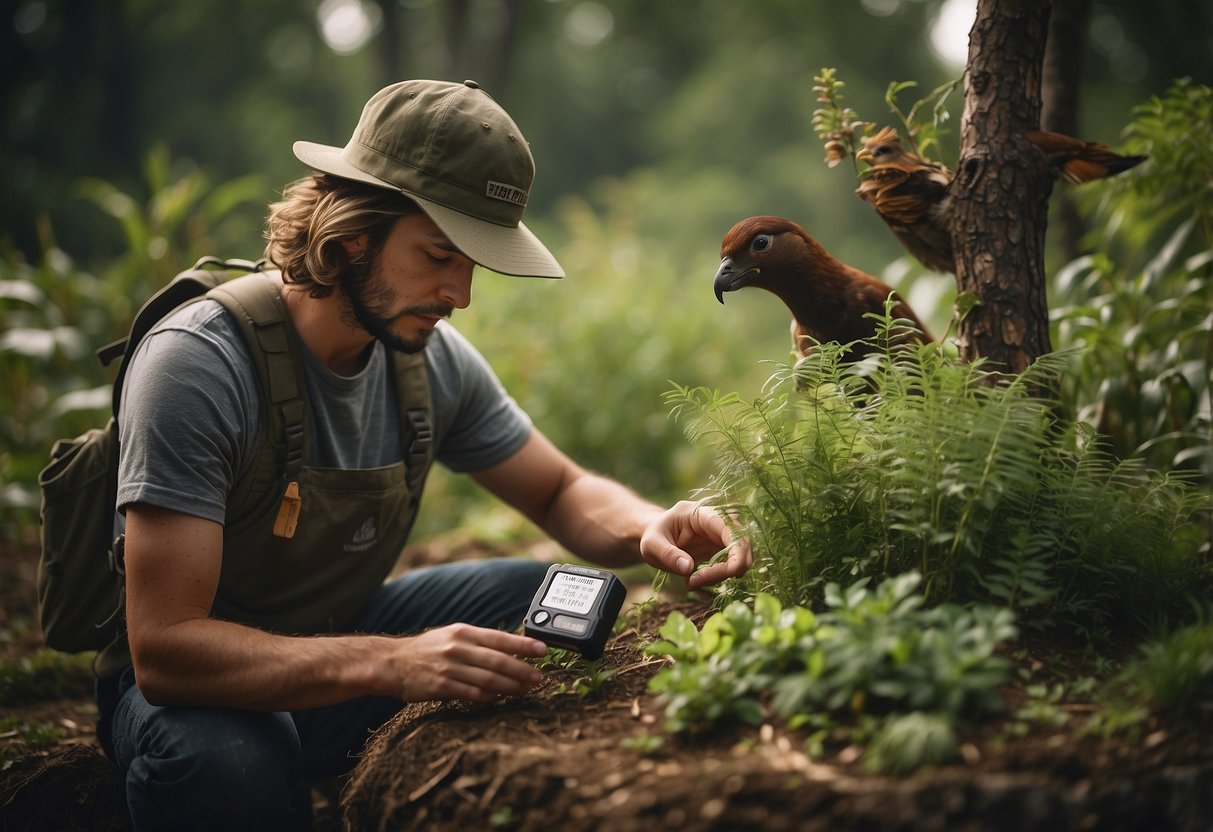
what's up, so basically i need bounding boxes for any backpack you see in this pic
[35,256,434,653]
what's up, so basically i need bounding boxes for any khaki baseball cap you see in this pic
[293,79,564,278]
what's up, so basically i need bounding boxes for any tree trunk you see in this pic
[485,0,522,93]
[953,0,1055,375]
[444,0,471,74]
[1041,0,1093,263]
[374,0,404,87]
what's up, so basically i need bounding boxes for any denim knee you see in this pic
[114,691,310,832]
[354,557,550,636]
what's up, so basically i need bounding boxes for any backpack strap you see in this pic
[98,257,267,416]
[211,277,434,520]
[106,262,434,538]
[207,273,308,535]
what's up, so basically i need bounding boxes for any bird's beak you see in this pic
[714,257,758,303]
[855,146,872,164]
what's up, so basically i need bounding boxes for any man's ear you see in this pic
[341,234,369,258]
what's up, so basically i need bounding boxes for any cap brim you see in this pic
[293,140,564,279]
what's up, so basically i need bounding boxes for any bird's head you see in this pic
[714,216,811,303]
[856,126,907,166]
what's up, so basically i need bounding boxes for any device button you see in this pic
[552,614,589,635]
[532,610,550,626]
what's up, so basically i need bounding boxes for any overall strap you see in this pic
[388,349,434,505]
[207,273,435,532]
[207,273,308,529]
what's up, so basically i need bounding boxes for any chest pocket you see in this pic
[214,462,416,634]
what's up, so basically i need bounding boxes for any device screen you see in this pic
[540,572,605,614]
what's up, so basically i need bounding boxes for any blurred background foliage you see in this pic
[2,0,1211,547]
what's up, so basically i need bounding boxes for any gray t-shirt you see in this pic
[116,298,532,525]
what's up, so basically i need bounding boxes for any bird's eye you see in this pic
[751,234,772,253]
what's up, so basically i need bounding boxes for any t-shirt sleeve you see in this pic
[426,322,533,473]
[116,302,259,524]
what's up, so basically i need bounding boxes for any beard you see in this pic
[342,259,452,354]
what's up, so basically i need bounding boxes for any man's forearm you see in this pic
[131,617,398,711]
[538,470,664,568]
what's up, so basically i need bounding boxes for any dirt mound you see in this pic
[4,534,1211,832]
[0,744,130,832]
[342,607,1213,832]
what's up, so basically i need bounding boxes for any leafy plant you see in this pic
[533,645,619,698]
[645,573,1016,774]
[1052,79,1213,483]
[811,68,864,169]
[1,151,266,533]
[619,734,665,755]
[557,660,619,698]
[76,143,268,310]
[1014,682,1072,729]
[864,712,957,775]
[772,574,1016,725]
[667,311,1212,634]
[1088,78,1213,252]
[878,77,960,167]
[0,714,66,764]
[811,66,959,172]
[488,806,518,828]
[1110,620,1213,721]
[0,648,95,707]
[532,645,582,672]
[1,248,109,523]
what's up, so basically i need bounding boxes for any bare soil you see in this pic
[340,601,1213,832]
[3,536,1212,831]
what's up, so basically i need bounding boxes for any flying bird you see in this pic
[854,126,1147,274]
[714,215,933,361]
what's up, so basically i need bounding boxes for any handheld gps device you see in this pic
[524,563,627,660]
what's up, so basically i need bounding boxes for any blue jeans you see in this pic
[102,558,549,831]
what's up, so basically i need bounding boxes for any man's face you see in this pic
[343,213,476,353]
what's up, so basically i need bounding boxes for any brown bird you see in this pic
[1021,130,1149,184]
[854,127,954,274]
[714,216,933,361]
[854,126,1147,273]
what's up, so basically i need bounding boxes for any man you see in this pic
[99,79,750,830]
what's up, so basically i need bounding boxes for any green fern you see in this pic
[668,313,1212,634]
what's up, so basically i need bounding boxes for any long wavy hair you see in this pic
[264,174,421,298]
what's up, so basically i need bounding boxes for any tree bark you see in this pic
[953,0,1055,375]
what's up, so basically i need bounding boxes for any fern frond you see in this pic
[669,308,1212,632]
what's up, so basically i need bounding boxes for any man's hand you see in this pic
[390,624,548,704]
[640,501,752,589]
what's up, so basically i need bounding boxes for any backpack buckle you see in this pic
[107,534,126,578]
[405,408,432,491]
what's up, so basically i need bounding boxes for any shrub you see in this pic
[1052,79,1213,482]
[667,313,1212,634]
[645,572,1017,773]
[1,151,266,535]
[1113,621,1213,720]
[0,648,95,707]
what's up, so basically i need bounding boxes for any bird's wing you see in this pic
[856,165,954,273]
[1024,130,1147,184]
